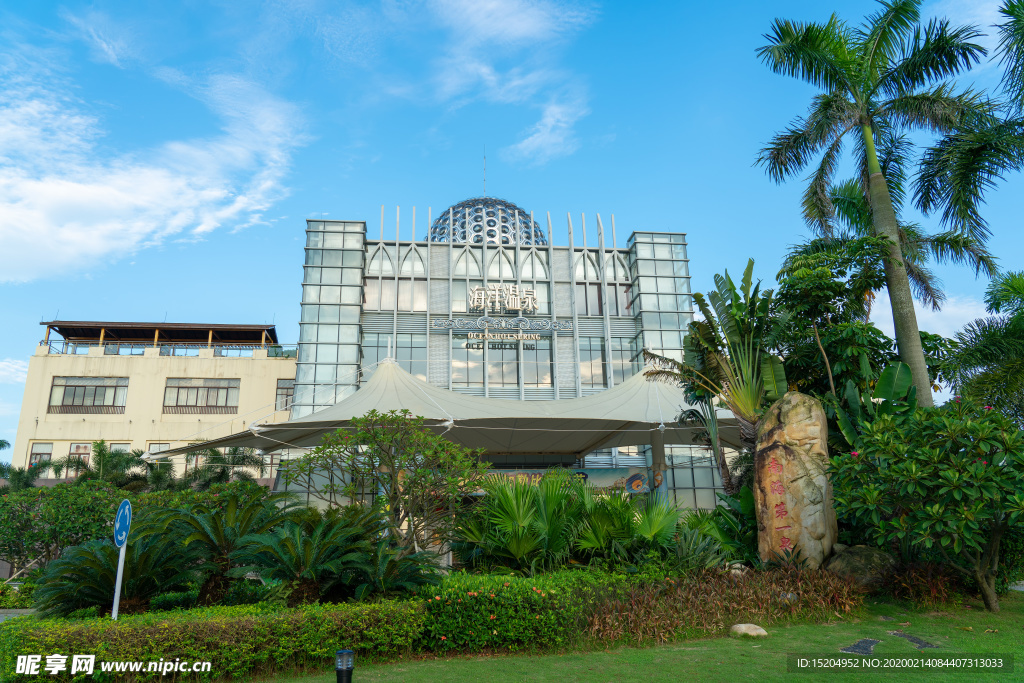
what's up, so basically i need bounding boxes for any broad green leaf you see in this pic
[761,356,787,402]
[873,362,913,402]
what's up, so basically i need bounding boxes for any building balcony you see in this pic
[39,341,297,359]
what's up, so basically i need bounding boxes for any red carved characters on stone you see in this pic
[768,457,783,474]
[770,480,784,495]
[779,537,794,551]
[774,502,788,519]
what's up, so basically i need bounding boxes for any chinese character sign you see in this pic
[468,283,539,314]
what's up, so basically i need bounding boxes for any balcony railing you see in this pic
[40,341,297,358]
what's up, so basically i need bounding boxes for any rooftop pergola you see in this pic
[161,360,740,470]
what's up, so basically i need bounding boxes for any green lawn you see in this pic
[268,592,1024,683]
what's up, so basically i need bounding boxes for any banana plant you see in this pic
[834,362,918,447]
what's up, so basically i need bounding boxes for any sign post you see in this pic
[111,499,132,621]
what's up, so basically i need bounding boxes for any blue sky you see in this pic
[1,0,1021,459]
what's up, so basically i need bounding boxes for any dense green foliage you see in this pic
[32,538,196,617]
[0,568,863,680]
[454,472,728,575]
[830,398,1024,611]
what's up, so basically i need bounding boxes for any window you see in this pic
[361,334,427,381]
[453,250,482,277]
[579,337,606,388]
[523,338,553,387]
[163,378,240,414]
[610,338,638,384]
[487,250,516,279]
[110,443,131,453]
[276,379,295,411]
[452,335,484,388]
[28,443,52,467]
[69,442,92,469]
[48,377,128,414]
[148,443,170,454]
[487,340,519,388]
[575,283,603,315]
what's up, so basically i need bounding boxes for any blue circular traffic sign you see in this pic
[114,499,132,548]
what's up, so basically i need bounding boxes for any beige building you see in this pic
[11,321,296,474]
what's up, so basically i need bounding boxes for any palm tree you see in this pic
[48,440,148,488]
[185,446,267,491]
[150,492,296,605]
[943,271,1024,426]
[757,0,991,406]
[0,461,51,493]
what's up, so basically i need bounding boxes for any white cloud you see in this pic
[61,9,137,67]
[0,52,306,283]
[502,89,589,164]
[0,359,28,384]
[870,291,988,339]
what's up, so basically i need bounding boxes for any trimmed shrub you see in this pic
[0,601,425,681]
[0,583,34,609]
[420,570,635,652]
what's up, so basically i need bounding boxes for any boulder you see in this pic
[730,623,768,638]
[824,545,897,590]
[754,392,838,569]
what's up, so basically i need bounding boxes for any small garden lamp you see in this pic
[335,650,355,683]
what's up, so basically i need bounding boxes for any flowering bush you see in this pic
[830,398,1024,612]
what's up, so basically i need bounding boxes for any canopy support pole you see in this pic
[650,427,668,494]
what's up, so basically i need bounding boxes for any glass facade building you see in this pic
[290,197,724,508]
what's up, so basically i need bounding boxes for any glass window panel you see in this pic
[299,324,317,342]
[306,232,323,248]
[673,261,689,277]
[654,260,674,276]
[304,267,321,284]
[343,251,362,267]
[319,286,340,304]
[314,365,336,383]
[671,468,694,488]
[321,268,342,285]
[693,468,715,488]
[534,282,550,315]
[636,243,654,259]
[295,364,315,383]
[317,345,338,364]
[379,279,396,309]
[658,294,677,311]
[674,489,697,509]
[323,233,345,248]
[302,285,320,303]
[695,489,717,509]
[305,250,322,266]
[363,279,381,309]
[397,279,412,310]
[298,344,314,362]
[652,244,674,259]
[341,268,361,285]
[337,325,360,343]
[413,281,427,311]
[318,325,340,343]
[344,234,363,248]
[300,305,318,323]
[318,305,341,323]
[340,286,361,304]
[338,306,359,324]
[322,250,344,267]
[338,345,359,364]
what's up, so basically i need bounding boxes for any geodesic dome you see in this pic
[428,197,547,245]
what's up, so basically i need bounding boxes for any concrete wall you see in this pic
[10,345,296,469]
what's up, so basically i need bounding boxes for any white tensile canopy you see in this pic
[161,359,740,467]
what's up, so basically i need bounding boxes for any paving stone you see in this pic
[840,639,881,655]
[888,630,939,650]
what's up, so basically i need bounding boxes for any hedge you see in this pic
[0,601,425,681]
[0,568,863,681]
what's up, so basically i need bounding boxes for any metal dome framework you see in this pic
[428,197,547,245]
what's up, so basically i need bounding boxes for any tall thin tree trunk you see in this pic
[861,124,934,407]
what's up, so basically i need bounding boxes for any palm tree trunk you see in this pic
[861,124,934,407]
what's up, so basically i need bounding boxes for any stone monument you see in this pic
[754,391,837,569]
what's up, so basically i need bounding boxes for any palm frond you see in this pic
[984,270,1024,314]
[916,230,998,277]
[996,0,1024,114]
[875,18,987,97]
[882,84,992,133]
[758,93,858,182]
[757,16,855,92]
[858,0,921,78]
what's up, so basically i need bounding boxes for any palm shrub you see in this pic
[149,491,296,606]
[352,540,441,601]
[186,446,267,491]
[830,397,1024,612]
[32,537,195,617]
[232,514,369,607]
[682,487,759,565]
[577,490,681,568]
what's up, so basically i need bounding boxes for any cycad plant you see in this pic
[232,515,369,607]
[33,537,195,617]
[757,0,992,405]
[150,492,295,605]
[351,539,441,601]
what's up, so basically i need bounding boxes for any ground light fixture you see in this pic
[335,650,355,683]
